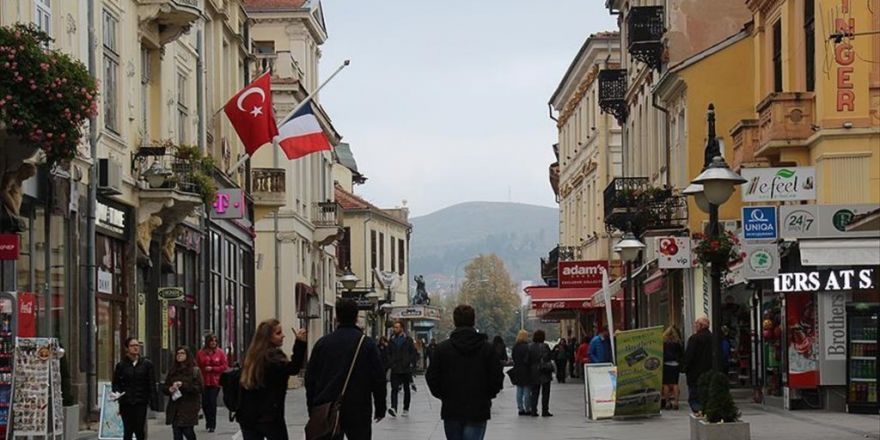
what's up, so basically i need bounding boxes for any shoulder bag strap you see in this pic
[338,334,366,400]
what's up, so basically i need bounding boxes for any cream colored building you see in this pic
[245,0,343,350]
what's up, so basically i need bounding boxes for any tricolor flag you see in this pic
[277,102,332,160]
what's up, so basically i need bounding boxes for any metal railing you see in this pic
[313,201,340,227]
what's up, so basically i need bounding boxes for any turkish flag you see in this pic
[223,72,279,155]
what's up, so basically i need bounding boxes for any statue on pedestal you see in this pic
[413,275,430,305]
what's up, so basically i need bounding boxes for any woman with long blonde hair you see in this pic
[236,319,307,440]
[662,325,683,410]
[510,329,533,415]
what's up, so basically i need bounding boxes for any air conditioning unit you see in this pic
[98,158,122,195]
[700,219,741,235]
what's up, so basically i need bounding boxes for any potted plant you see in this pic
[692,231,744,270]
[690,371,750,440]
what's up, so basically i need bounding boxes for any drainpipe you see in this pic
[273,139,280,319]
[86,0,98,414]
[196,27,210,332]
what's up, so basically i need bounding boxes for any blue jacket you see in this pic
[588,335,611,363]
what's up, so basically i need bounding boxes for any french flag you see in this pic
[277,102,332,159]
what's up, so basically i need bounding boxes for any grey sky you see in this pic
[319,1,616,217]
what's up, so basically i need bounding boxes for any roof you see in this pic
[335,184,380,211]
[549,31,619,108]
[243,0,308,10]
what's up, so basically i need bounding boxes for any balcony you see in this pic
[755,92,816,157]
[729,119,767,171]
[558,246,583,262]
[313,201,343,246]
[137,0,202,46]
[598,69,628,123]
[627,6,665,70]
[252,168,286,207]
[254,51,305,83]
[603,177,686,234]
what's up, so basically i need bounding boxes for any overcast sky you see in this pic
[319,1,616,217]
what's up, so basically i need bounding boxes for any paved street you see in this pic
[80,375,879,440]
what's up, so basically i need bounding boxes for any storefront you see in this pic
[525,285,619,340]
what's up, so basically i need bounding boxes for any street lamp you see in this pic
[339,269,359,293]
[614,232,645,330]
[684,104,746,374]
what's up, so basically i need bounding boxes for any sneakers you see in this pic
[388,408,397,418]
[402,409,409,417]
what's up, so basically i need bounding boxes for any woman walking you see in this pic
[511,330,533,415]
[237,319,308,440]
[164,346,203,440]
[196,334,227,432]
[662,326,684,410]
[528,330,553,417]
[112,337,157,440]
[553,339,568,383]
[492,336,509,365]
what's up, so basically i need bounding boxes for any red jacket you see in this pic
[575,342,590,364]
[196,348,228,388]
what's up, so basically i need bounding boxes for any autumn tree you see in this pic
[456,254,520,341]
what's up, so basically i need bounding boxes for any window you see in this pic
[338,227,351,270]
[804,0,815,92]
[103,11,119,132]
[370,230,377,270]
[379,232,385,271]
[35,0,51,36]
[177,73,188,144]
[772,20,783,93]
[398,238,405,276]
[390,235,396,272]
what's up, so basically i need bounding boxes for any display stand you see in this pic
[10,338,62,439]
[0,294,17,440]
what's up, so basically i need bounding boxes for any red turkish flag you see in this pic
[223,72,279,155]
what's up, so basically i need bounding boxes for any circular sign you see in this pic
[832,209,855,232]
[748,248,774,274]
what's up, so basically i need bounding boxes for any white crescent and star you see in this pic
[236,87,266,118]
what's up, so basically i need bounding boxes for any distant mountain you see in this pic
[409,202,558,296]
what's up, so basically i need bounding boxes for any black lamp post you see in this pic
[685,104,747,373]
[614,231,645,330]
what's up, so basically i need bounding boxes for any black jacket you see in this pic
[237,340,306,427]
[683,329,713,385]
[528,342,553,385]
[305,325,386,426]
[510,341,532,386]
[112,356,156,407]
[425,327,503,422]
[386,334,418,375]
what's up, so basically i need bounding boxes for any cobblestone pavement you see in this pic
[81,375,879,439]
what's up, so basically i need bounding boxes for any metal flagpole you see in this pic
[225,59,351,175]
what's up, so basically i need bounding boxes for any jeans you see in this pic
[172,426,196,440]
[240,420,288,440]
[119,403,148,440]
[443,420,487,440]
[515,385,531,412]
[202,386,220,429]
[530,382,551,414]
[688,383,702,413]
[390,373,412,411]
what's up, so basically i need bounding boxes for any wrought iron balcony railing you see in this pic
[603,177,686,234]
[540,246,559,285]
[313,201,341,228]
[627,6,665,70]
[598,69,628,123]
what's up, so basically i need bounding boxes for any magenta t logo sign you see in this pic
[214,192,230,214]
[212,189,244,219]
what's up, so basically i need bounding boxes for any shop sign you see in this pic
[655,237,691,269]
[821,292,847,361]
[742,244,779,280]
[97,270,113,294]
[0,234,20,260]
[740,167,816,202]
[786,293,818,388]
[211,189,245,220]
[158,287,185,301]
[773,268,877,293]
[96,202,126,235]
[832,0,856,112]
[17,292,36,338]
[742,206,777,240]
[613,326,663,417]
[558,260,608,288]
[388,306,441,321]
[779,204,879,238]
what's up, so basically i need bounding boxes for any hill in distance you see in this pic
[409,201,558,296]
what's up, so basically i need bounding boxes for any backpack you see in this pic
[219,367,241,421]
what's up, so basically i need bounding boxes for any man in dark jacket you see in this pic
[112,338,157,440]
[386,320,418,417]
[426,305,503,440]
[306,299,386,440]
[682,316,714,414]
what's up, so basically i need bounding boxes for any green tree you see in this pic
[457,254,520,341]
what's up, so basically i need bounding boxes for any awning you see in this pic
[525,285,602,310]
[799,239,880,266]
[643,271,666,295]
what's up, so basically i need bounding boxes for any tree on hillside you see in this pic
[432,292,459,341]
[457,254,520,342]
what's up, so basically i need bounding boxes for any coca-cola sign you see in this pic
[0,234,20,260]
[558,260,609,288]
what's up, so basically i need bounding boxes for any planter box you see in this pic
[690,414,750,440]
[63,404,80,440]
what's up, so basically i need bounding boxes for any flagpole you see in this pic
[225,60,351,175]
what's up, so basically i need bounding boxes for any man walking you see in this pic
[426,305,504,440]
[387,320,418,417]
[682,316,714,414]
[305,299,386,440]
[588,328,612,364]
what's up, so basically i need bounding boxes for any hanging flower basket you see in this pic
[692,230,744,269]
[0,24,98,165]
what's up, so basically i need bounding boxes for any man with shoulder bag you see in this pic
[305,299,386,440]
